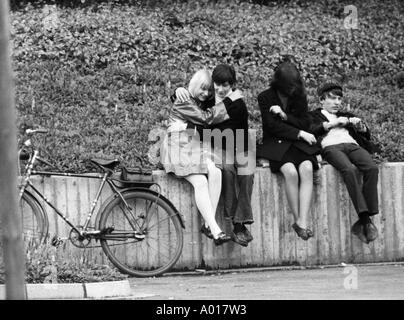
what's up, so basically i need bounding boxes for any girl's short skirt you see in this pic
[160,130,222,177]
[269,144,319,173]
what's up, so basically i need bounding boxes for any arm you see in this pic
[313,118,345,135]
[173,99,229,126]
[309,110,350,136]
[173,87,191,103]
[265,100,312,131]
[259,94,317,145]
[221,96,248,120]
[309,117,328,137]
[348,117,370,137]
[332,114,371,140]
[284,112,312,131]
[258,93,300,141]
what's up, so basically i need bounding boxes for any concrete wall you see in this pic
[28,163,404,271]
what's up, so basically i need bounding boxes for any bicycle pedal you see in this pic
[51,235,65,247]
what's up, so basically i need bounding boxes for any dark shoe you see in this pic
[306,228,314,238]
[243,228,254,243]
[292,223,311,241]
[232,231,248,247]
[214,232,232,246]
[351,220,369,244]
[363,221,378,242]
[200,224,213,239]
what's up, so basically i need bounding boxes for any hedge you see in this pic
[11,0,404,172]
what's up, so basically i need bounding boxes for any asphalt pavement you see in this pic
[128,263,404,300]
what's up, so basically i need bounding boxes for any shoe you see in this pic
[351,220,369,244]
[305,228,314,238]
[243,228,254,243]
[363,221,378,242]
[232,231,248,247]
[292,223,311,241]
[214,232,232,246]
[200,224,213,239]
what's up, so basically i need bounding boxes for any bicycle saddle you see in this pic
[90,158,120,170]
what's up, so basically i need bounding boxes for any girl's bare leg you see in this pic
[280,162,300,222]
[297,160,314,229]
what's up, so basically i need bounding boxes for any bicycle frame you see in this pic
[19,161,154,238]
[18,129,185,242]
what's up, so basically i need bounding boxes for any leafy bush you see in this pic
[0,240,128,284]
[10,0,404,172]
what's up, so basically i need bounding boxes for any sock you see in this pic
[359,211,371,224]
[233,223,246,233]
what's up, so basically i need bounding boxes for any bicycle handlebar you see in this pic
[26,128,48,135]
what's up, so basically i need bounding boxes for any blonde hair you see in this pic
[188,69,212,98]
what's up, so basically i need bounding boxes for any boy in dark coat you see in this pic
[309,81,380,244]
[209,64,254,246]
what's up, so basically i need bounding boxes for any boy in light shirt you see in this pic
[309,81,380,244]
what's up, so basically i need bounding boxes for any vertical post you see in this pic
[0,0,26,300]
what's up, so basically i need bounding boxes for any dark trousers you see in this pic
[221,162,254,225]
[322,143,379,216]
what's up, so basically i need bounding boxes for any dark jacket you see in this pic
[309,108,381,154]
[204,96,250,153]
[257,87,320,161]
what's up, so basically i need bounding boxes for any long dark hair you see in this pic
[271,57,308,115]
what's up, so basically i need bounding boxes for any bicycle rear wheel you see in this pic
[98,190,183,277]
[19,191,48,247]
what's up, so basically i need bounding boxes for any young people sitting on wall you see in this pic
[256,56,320,241]
[309,81,381,244]
[160,68,243,246]
[173,64,255,247]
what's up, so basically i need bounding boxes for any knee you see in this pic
[368,164,379,175]
[282,165,299,181]
[208,164,222,182]
[190,176,209,191]
[222,163,236,174]
[340,165,357,177]
[299,161,313,174]
[299,162,313,182]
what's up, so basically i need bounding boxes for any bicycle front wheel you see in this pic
[19,191,48,246]
[98,190,183,277]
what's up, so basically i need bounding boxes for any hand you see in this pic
[323,120,337,130]
[226,89,243,101]
[349,117,362,125]
[298,130,317,145]
[337,117,349,126]
[175,87,191,103]
[350,117,367,132]
[270,105,287,120]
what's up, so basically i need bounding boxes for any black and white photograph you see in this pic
[0,0,403,311]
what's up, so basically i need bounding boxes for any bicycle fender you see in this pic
[94,187,185,229]
[22,189,50,236]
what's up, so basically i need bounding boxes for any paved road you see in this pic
[128,263,404,300]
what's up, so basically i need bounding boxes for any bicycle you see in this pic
[17,128,185,277]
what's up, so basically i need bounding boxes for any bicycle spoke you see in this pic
[99,190,183,277]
